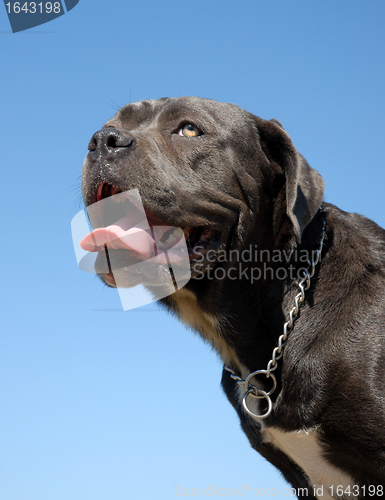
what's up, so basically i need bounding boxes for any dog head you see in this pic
[81,96,324,292]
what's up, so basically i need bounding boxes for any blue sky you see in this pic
[1,1,385,499]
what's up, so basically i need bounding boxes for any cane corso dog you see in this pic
[81,97,385,499]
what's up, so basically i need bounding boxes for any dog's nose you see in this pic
[88,128,135,154]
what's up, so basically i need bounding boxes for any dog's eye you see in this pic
[177,123,202,138]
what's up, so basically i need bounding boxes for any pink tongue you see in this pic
[80,214,155,259]
[80,214,177,260]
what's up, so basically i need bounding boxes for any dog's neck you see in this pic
[170,283,286,375]
[169,287,242,367]
[168,212,327,377]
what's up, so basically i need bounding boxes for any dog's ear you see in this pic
[256,117,325,243]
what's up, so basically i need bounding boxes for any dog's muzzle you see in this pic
[71,188,191,310]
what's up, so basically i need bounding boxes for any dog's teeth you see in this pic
[157,228,185,250]
[173,228,184,239]
[164,228,184,244]
[166,234,178,244]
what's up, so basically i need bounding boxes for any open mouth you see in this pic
[85,182,223,261]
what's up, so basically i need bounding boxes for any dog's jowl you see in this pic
[80,97,385,499]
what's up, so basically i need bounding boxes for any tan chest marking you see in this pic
[171,288,240,367]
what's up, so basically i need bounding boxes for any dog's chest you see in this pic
[263,427,355,499]
[172,290,355,499]
[236,383,354,500]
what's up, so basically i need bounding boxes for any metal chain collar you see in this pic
[224,222,326,420]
